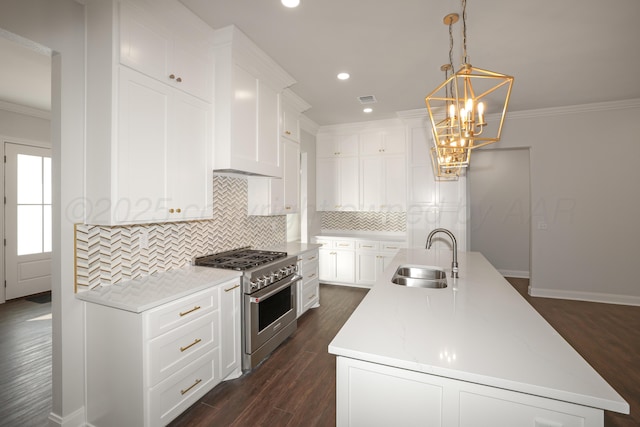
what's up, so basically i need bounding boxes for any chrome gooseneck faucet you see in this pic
[426,228,459,278]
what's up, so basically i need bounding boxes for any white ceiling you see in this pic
[0,36,50,112]
[180,0,640,125]
[2,0,639,126]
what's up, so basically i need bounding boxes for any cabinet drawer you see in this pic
[333,240,355,250]
[381,242,404,252]
[146,287,219,339]
[302,279,319,311]
[356,240,379,251]
[302,265,319,282]
[148,348,220,426]
[147,312,219,386]
[299,250,319,268]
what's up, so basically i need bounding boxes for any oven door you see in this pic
[244,274,301,354]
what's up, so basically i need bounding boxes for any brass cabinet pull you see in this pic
[180,338,202,352]
[362,245,374,248]
[307,256,317,261]
[179,305,201,317]
[180,378,202,395]
[169,208,175,213]
[285,206,292,210]
[176,77,182,83]
[308,273,316,278]
[169,74,176,80]
[176,208,181,213]
[285,130,291,135]
[387,246,398,249]
[338,243,350,247]
[308,294,316,301]
[224,284,240,292]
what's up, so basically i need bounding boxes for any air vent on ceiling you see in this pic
[358,95,377,105]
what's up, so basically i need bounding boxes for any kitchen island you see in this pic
[328,249,629,427]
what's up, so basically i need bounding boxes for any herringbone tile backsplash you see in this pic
[321,211,406,232]
[75,176,286,289]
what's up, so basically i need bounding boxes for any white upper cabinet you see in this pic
[279,89,311,144]
[85,0,214,225]
[317,133,359,158]
[118,0,212,101]
[212,26,296,177]
[360,128,407,212]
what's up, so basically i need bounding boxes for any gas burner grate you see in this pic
[195,248,288,271]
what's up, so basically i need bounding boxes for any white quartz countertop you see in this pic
[328,249,629,414]
[75,266,241,313]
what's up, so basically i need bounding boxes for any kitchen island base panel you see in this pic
[336,356,604,427]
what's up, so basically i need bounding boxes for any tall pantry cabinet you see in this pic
[85,0,214,225]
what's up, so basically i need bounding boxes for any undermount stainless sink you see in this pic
[391,265,448,289]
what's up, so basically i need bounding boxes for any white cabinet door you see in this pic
[119,1,170,83]
[220,280,242,380]
[335,250,355,283]
[383,154,407,212]
[319,248,336,282]
[168,89,212,220]
[281,99,300,143]
[360,156,382,211]
[283,140,300,213]
[338,156,360,211]
[117,67,170,223]
[316,158,339,211]
[356,252,377,285]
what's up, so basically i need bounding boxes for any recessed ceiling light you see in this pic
[337,72,350,80]
[363,107,373,113]
[281,0,300,8]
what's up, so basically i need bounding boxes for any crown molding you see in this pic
[0,100,51,120]
[282,88,311,113]
[506,98,640,120]
[317,117,404,135]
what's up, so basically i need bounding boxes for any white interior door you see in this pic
[4,142,52,300]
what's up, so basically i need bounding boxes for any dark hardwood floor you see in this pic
[170,284,369,427]
[0,293,52,427]
[2,281,638,426]
[507,278,640,427]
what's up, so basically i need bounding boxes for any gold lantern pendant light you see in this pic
[430,13,468,177]
[426,0,514,160]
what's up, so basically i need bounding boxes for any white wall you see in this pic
[468,148,530,277]
[492,100,640,305]
[0,1,87,425]
[301,127,321,240]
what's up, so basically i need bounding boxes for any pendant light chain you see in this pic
[462,0,468,65]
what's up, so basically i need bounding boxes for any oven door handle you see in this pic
[249,274,302,303]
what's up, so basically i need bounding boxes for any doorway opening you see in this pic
[468,148,531,278]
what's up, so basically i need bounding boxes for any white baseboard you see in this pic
[48,406,85,427]
[529,287,640,307]
[499,269,530,279]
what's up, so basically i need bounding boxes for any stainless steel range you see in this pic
[194,248,301,370]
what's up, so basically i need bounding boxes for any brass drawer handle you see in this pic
[180,378,202,395]
[362,245,374,248]
[308,294,316,301]
[386,246,398,249]
[179,305,201,317]
[308,273,316,279]
[285,130,291,135]
[338,243,350,247]
[224,284,240,292]
[307,256,317,261]
[180,338,202,352]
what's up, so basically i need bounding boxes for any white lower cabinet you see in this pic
[318,238,355,284]
[336,356,603,427]
[316,236,404,287]
[297,248,320,317]
[85,279,241,426]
